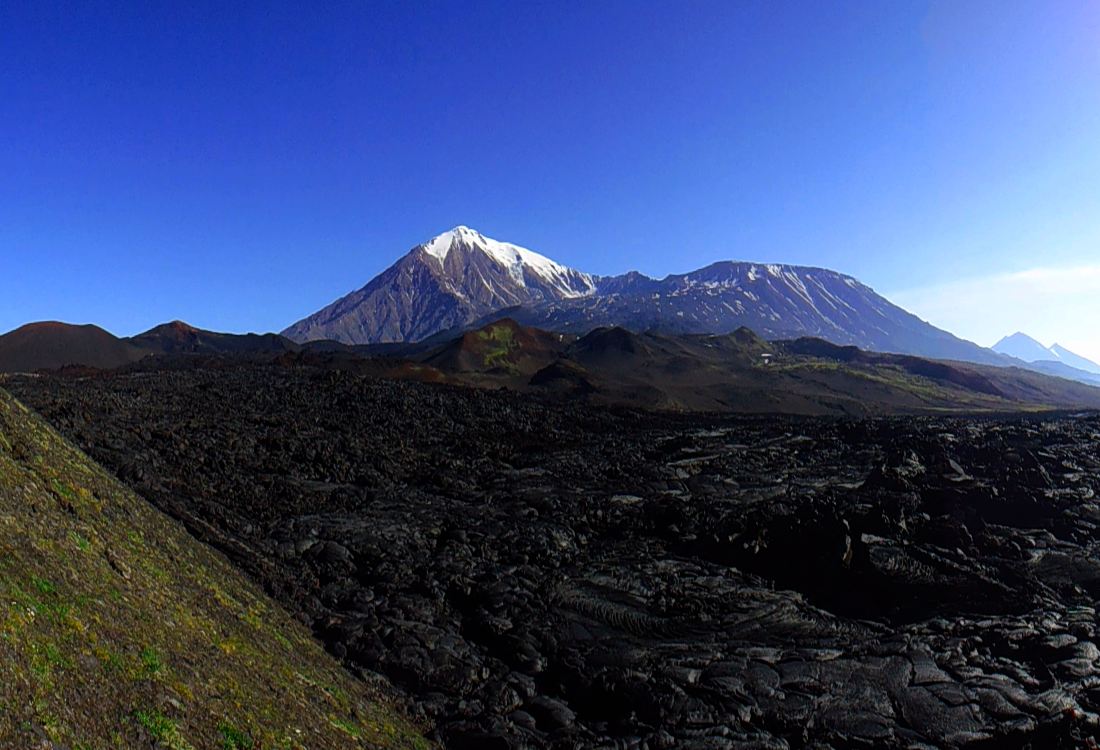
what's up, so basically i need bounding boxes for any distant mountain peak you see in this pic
[992,332,1055,363]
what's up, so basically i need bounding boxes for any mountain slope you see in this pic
[283,227,1004,367]
[0,387,428,748]
[0,322,146,373]
[283,227,595,344]
[1050,344,1100,375]
[1019,359,1100,387]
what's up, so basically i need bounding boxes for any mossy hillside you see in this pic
[0,389,430,749]
[474,323,519,371]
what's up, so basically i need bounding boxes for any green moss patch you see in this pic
[475,323,519,372]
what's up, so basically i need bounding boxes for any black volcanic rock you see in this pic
[9,364,1100,748]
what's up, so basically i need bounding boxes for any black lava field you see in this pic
[7,364,1100,749]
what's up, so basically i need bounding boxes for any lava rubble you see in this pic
[6,365,1100,749]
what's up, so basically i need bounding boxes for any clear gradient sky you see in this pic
[3,2,1099,360]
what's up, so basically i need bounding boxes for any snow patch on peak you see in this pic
[420,226,596,298]
[422,226,480,260]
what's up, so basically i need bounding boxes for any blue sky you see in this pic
[2,1,1099,360]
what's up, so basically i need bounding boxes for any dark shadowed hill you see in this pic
[0,322,146,373]
[128,320,300,355]
[0,320,303,374]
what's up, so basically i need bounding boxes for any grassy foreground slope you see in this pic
[0,389,429,750]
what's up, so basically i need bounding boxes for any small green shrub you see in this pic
[218,722,254,749]
[139,645,163,676]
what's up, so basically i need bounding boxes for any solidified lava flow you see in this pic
[7,364,1100,748]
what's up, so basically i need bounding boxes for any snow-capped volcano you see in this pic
[282,227,596,344]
